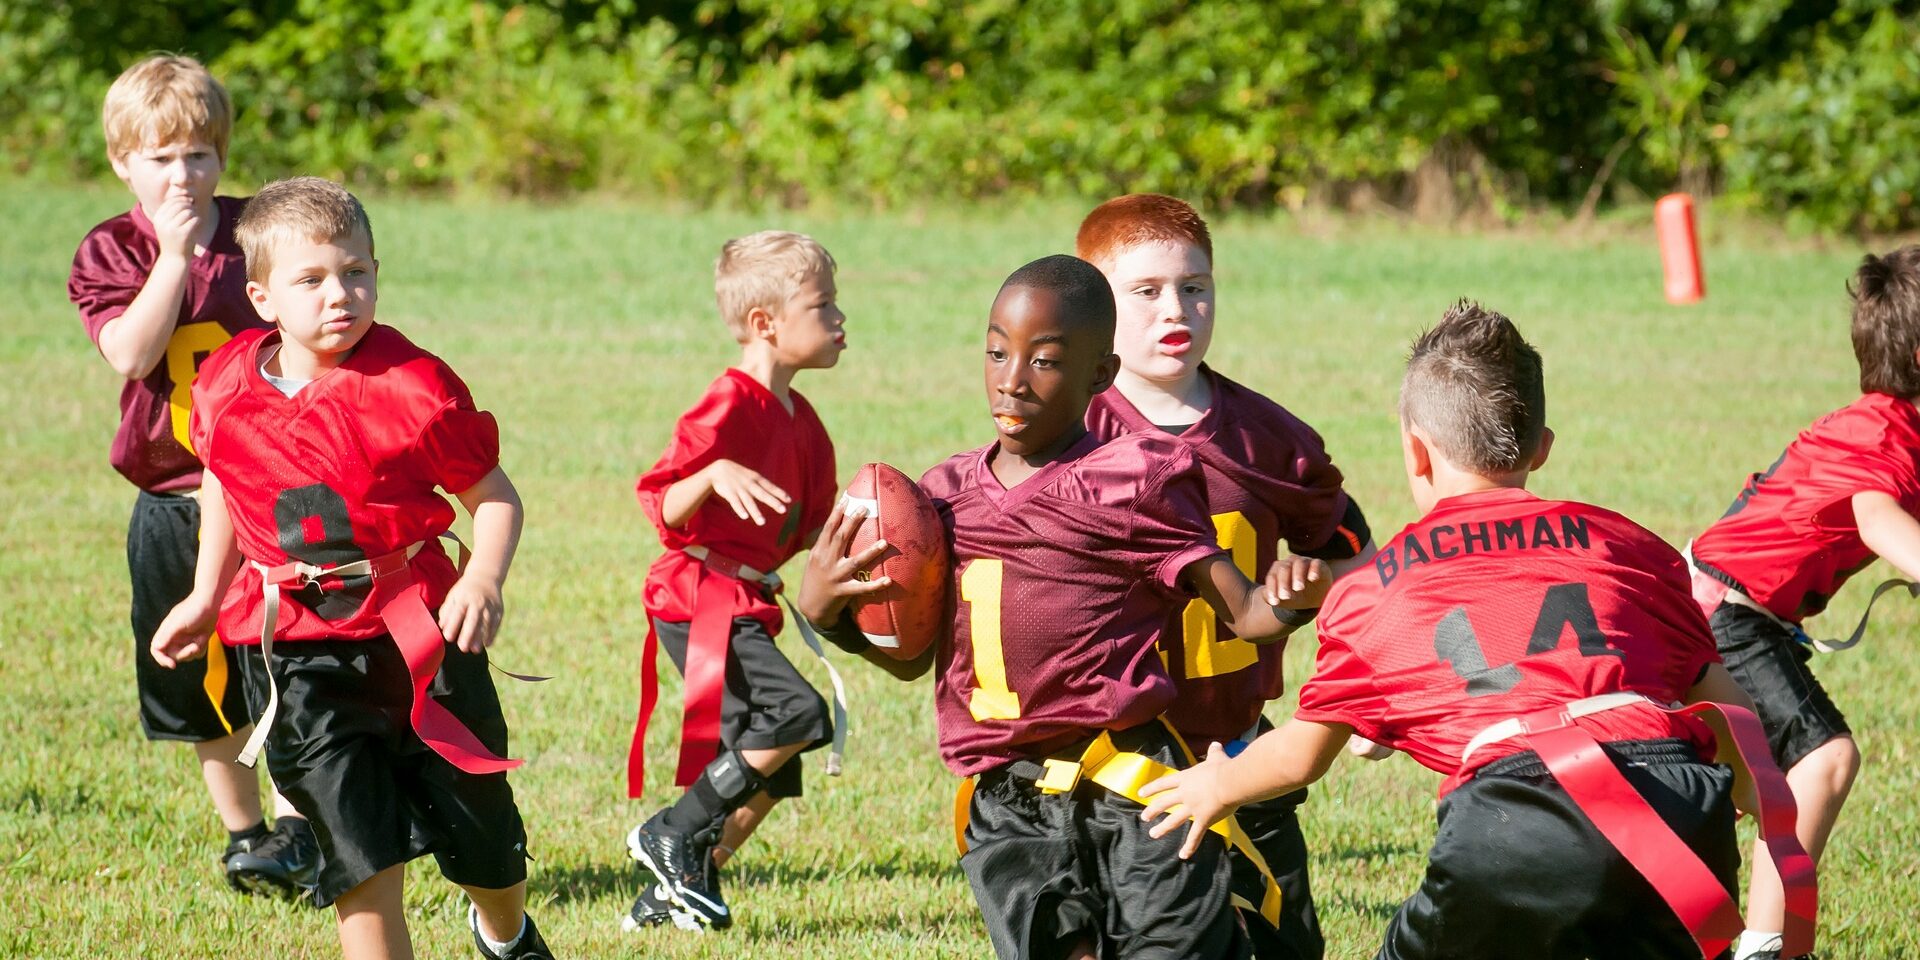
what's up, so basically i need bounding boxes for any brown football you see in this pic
[842,462,950,660]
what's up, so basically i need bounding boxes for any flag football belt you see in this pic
[950,721,1286,930]
[626,545,849,797]
[1461,692,1818,960]
[1685,542,1916,653]
[237,534,541,777]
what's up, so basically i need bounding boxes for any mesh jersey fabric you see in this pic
[1295,488,1720,794]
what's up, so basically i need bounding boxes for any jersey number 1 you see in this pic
[961,559,1021,721]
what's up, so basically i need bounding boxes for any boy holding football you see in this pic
[1079,193,1376,960]
[150,177,552,959]
[1139,302,1816,960]
[67,53,314,897]
[624,231,859,933]
[801,254,1328,959]
[1687,246,1920,960]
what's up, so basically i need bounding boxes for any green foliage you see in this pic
[2,0,1917,229]
[1719,8,1920,233]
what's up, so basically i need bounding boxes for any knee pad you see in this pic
[703,749,769,809]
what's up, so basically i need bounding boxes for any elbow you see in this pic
[102,348,151,380]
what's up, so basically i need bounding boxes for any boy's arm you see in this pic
[659,459,792,528]
[439,466,523,652]
[1684,662,1762,814]
[1184,553,1331,643]
[151,470,243,666]
[1139,718,1351,859]
[1328,539,1378,581]
[94,196,204,379]
[1853,490,1920,580]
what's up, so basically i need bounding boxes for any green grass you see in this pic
[3,180,1918,958]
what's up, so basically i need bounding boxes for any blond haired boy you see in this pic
[625,230,851,932]
[67,53,316,897]
[151,177,550,959]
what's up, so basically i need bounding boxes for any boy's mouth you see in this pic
[994,414,1027,432]
[1160,330,1193,354]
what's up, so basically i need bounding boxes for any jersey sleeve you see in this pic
[635,382,740,539]
[1290,614,1392,740]
[69,226,147,345]
[411,362,501,494]
[1271,430,1353,555]
[1131,448,1227,591]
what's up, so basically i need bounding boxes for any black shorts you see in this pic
[1711,601,1851,771]
[1377,739,1737,960]
[1235,788,1322,960]
[237,638,528,908]
[960,724,1250,960]
[655,616,830,799]
[128,490,248,742]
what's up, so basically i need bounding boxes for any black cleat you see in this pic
[223,818,319,902]
[626,812,730,929]
[470,908,555,959]
[622,881,702,932]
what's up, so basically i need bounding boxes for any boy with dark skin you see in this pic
[799,255,1326,959]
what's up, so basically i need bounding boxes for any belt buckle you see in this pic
[1036,758,1083,794]
[369,550,411,579]
[1519,706,1573,735]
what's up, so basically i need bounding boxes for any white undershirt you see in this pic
[258,343,311,398]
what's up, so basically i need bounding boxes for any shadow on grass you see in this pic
[535,851,963,906]
[1321,890,1405,922]
[1328,840,1423,863]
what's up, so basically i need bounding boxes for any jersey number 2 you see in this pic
[1181,511,1260,679]
[1434,582,1622,696]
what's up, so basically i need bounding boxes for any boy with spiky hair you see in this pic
[625,230,851,933]
[1078,193,1375,960]
[67,53,315,897]
[150,177,552,959]
[1141,303,1817,960]
[800,254,1330,960]
[1688,246,1920,960]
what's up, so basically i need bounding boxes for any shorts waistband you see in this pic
[986,723,1171,788]
[137,487,201,504]
[1475,737,1702,781]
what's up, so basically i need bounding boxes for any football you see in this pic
[841,462,950,660]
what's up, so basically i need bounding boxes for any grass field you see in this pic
[4,180,1918,959]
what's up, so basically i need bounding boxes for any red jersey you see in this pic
[636,369,837,632]
[1691,393,1920,622]
[191,325,500,644]
[70,196,268,493]
[920,431,1224,776]
[1294,488,1719,794]
[1086,367,1356,743]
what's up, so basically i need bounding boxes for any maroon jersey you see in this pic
[70,196,267,493]
[191,325,499,645]
[920,431,1223,776]
[1086,367,1356,743]
[1294,488,1719,794]
[1691,392,1920,622]
[636,368,837,632]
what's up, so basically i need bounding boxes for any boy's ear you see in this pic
[745,304,777,342]
[1402,425,1433,481]
[1529,426,1555,471]
[1089,351,1120,395]
[245,280,276,324]
[108,152,131,182]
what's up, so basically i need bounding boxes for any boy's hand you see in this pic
[1347,734,1395,761]
[704,459,791,527]
[1263,555,1332,608]
[439,576,504,653]
[151,594,220,668]
[151,195,202,259]
[1139,741,1234,860]
[797,500,893,626]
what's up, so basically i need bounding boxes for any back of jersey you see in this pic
[1295,487,1719,792]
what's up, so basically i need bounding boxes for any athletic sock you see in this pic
[227,822,270,848]
[471,906,526,955]
[661,774,728,832]
[275,816,315,842]
[1735,930,1784,959]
